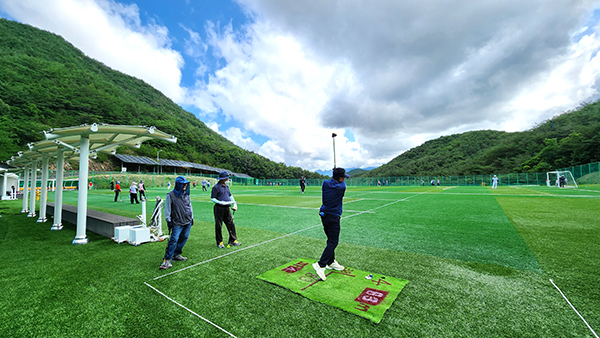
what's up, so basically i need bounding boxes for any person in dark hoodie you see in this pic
[160,176,194,270]
[312,167,350,281]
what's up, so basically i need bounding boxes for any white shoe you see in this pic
[312,262,327,281]
[326,260,344,271]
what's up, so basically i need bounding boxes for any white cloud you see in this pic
[223,127,261,153]
[0,0,186,102]
[205,121,220,133]
[259,140,285,163]
[188,19,376,170]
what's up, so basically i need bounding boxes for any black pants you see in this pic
[139,190,146,200]
[214,204,237,244]
[114,190,120,202]
[300,184,305,192]
[130,193,139,204]
[318,214,340,267]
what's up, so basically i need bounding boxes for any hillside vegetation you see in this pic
[0,18,323,179]
[355,102,600,177]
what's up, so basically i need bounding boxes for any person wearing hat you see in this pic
[492,175,499,189]
[211,171,240,248]
[312,167,350,281]
[129,182,140,204]
[160,176,194,269]
[114,181,121,202]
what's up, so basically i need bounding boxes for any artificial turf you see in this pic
[0,184,598,337]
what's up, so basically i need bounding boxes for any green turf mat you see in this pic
[257,258,409,323]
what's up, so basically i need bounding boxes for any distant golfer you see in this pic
[313,167,349,281]
[300,176,306,194]
[492,175,499,189]
[129,182,140,204]
[114,181,121,202]
[138,180,146,201]
[202,179,208,192]
[160,176,194,270]
[211,171,240,248]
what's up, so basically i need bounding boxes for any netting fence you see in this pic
[557,161,600,185]
[17,161,600,189]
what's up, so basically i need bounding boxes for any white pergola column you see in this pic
[27,160,38,218]
[73,135,90,245]
[51,150,65,230]
[21,164,30,213]
[1,170,7,200]
[37,156,49,222]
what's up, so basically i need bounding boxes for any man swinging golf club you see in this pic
[313,167,350,280]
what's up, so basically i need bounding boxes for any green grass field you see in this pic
[1,184,599,337]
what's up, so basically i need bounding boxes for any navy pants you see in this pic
[164,223,192,260]
[318,214,340,267]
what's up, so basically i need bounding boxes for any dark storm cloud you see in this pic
[238,0,596,137]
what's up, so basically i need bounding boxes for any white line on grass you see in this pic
[550,279,598,338]
[153,193,423,281]
[144,282,238,338]
[344,198,365,204]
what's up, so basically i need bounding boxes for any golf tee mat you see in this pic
[257,258,409,323]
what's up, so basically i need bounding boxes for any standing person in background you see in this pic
[160,176,194,270]
[202,179,208,191]
[492,175,499,189]
[559,175,566,188]
[114,181,121,202]
[167,181,171,190]
[138,180,146,201]
[312,167,349,281]
[211,171,240,248]
[110,180,114,191]
[300,176,306,194]
[129,182,139,204]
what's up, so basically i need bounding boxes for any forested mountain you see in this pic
[0,18,323,179]
[355,101,600,177]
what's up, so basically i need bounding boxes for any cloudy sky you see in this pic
[2,0,600,172]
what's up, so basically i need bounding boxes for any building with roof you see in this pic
[113,154,253,179]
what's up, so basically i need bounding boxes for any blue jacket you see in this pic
[319,179,346,216]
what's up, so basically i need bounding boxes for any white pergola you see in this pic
[7,124,176,244]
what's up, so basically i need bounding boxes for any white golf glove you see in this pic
[232,203,238,211]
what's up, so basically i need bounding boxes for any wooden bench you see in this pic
[47,203,139,238]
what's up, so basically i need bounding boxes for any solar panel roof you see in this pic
[114,154,158,165]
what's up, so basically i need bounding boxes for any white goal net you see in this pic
[546,171,578,188]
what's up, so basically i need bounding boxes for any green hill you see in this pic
[355,102,600,177]
[0,18,323,179]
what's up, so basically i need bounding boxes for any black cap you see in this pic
[332,167,350,179]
